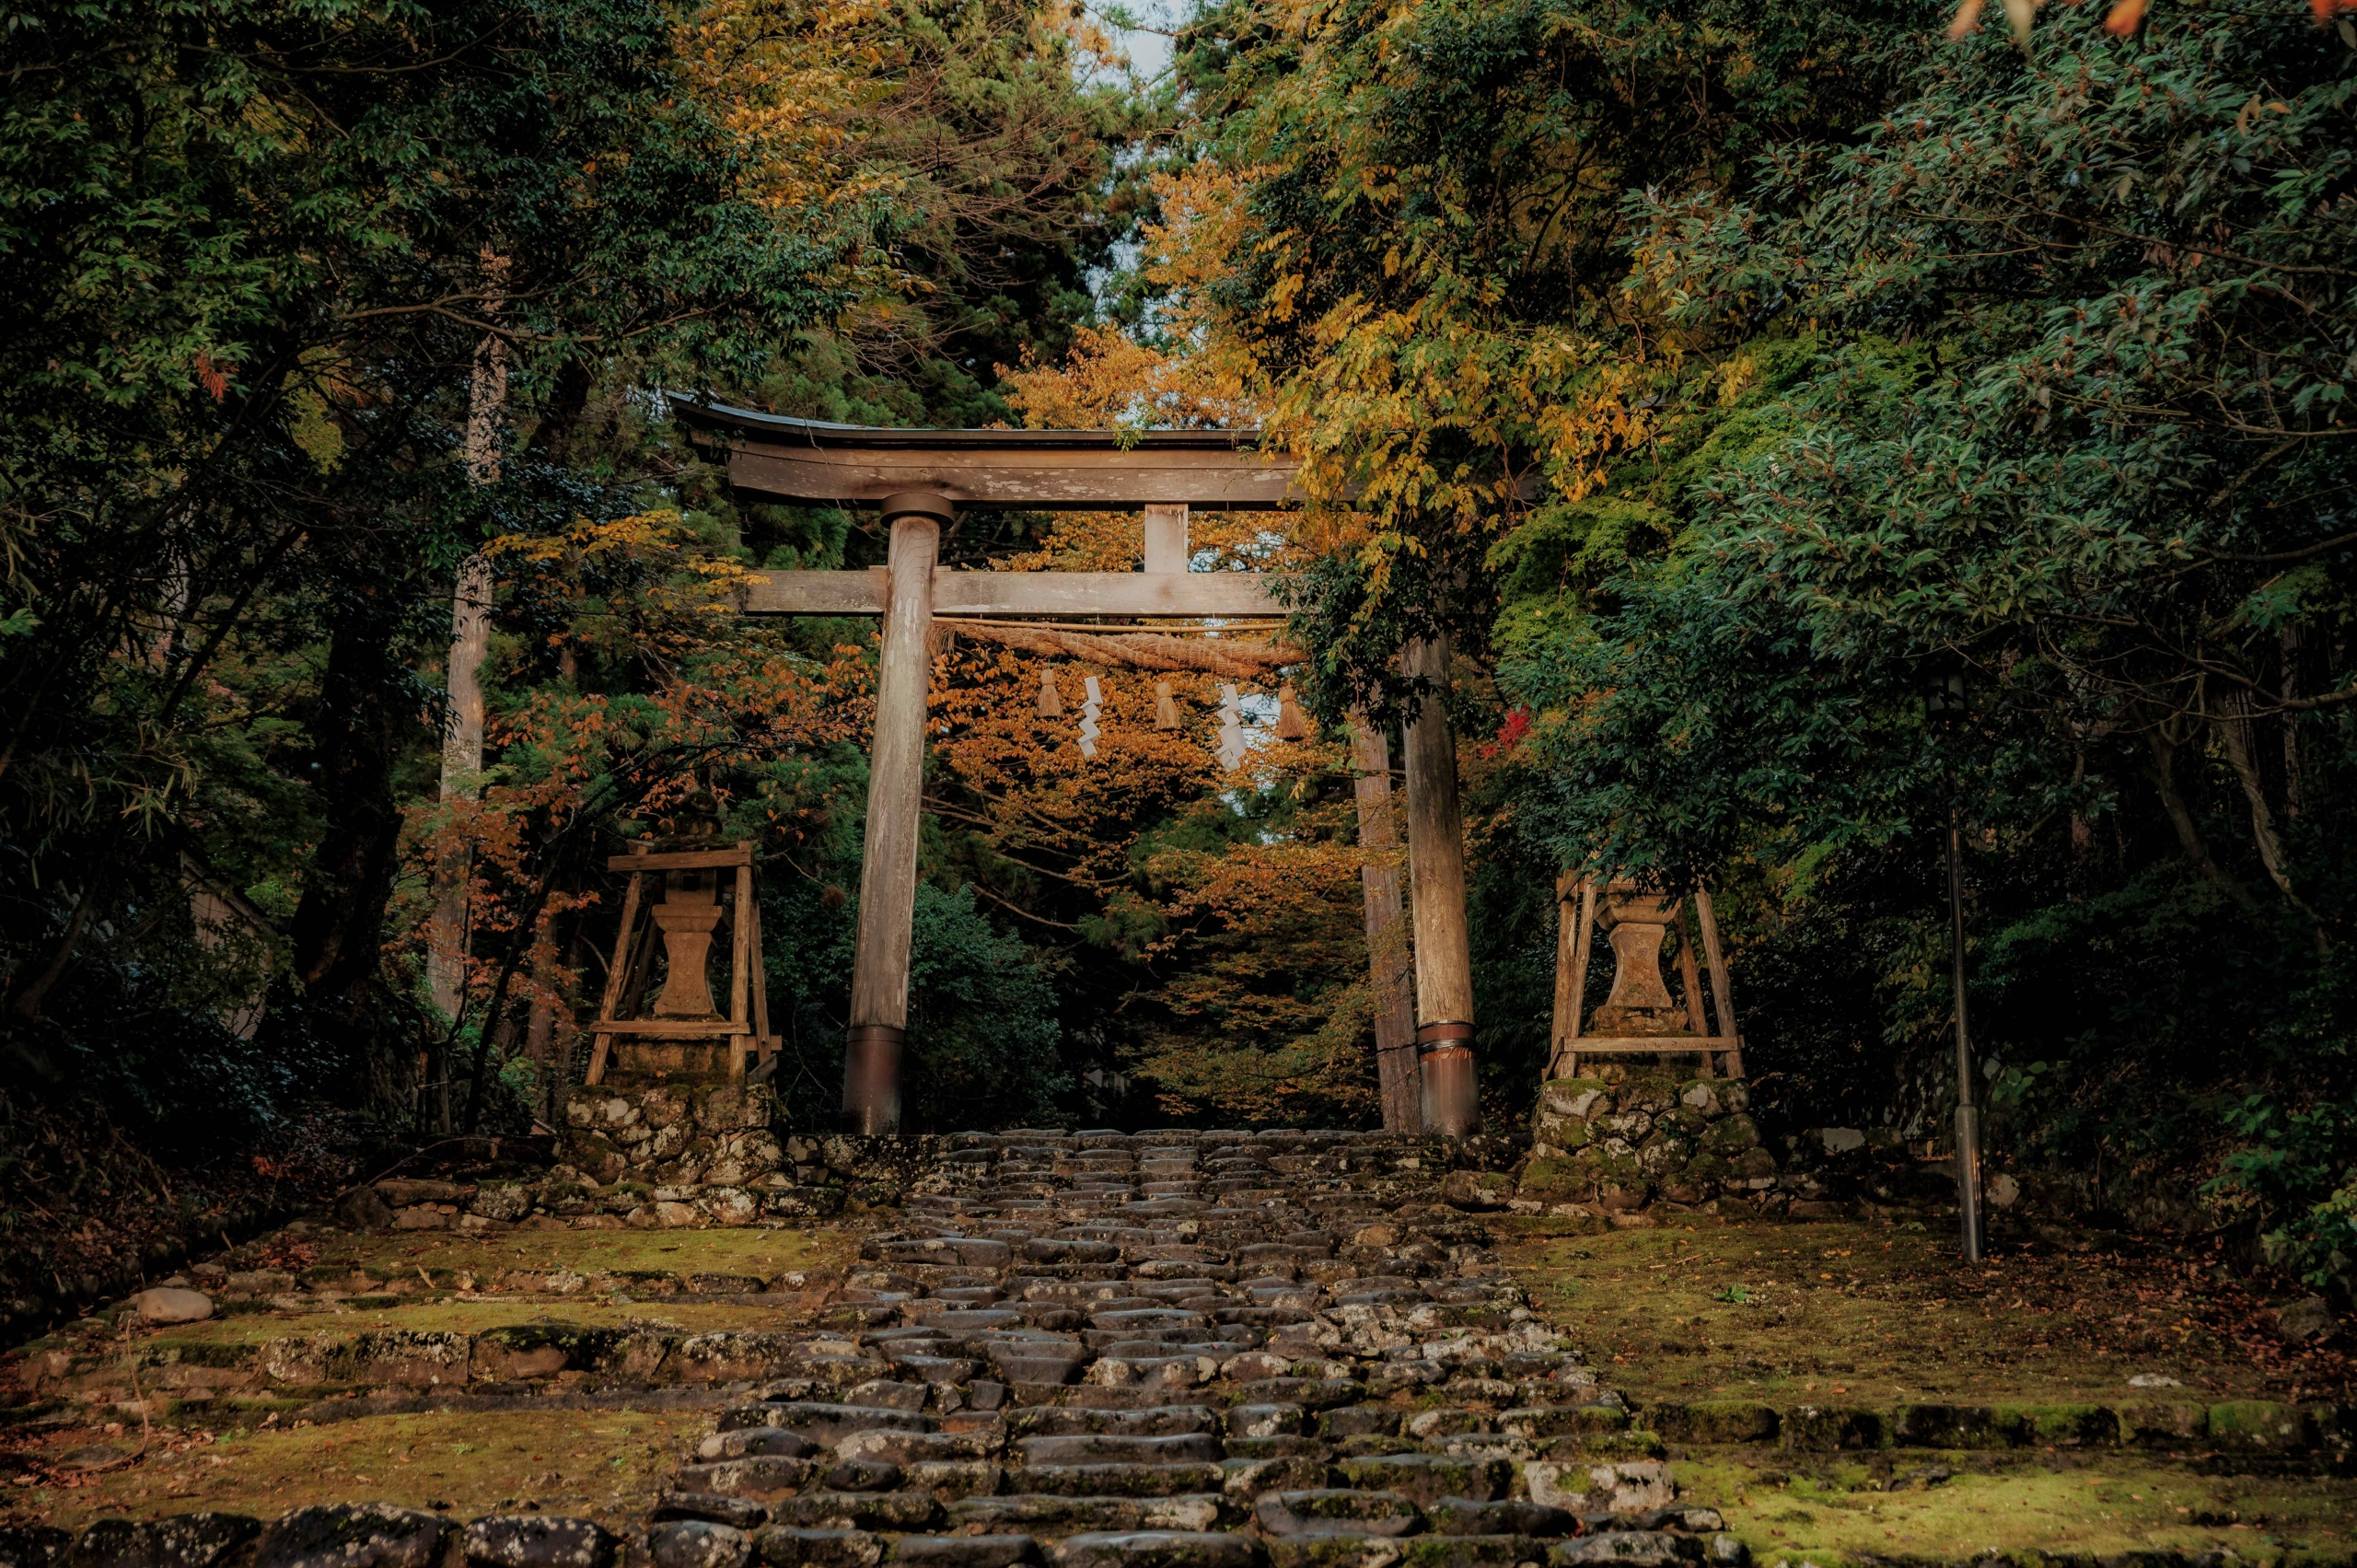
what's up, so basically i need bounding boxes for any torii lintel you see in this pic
[672,400,1302,512]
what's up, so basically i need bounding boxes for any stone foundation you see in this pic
[1512,1073,1779,1217]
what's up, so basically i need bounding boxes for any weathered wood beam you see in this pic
[741,569,1280,619]
[1351,713,1421,1134]
[1144,504,1190,574]
[1403,633,1480,1136]
[670,403,1299,511]
[843,497,946,1134]
[603,847,753,873]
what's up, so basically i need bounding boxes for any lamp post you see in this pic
[1925,667,1985,1263]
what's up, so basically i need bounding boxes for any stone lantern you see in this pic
[651,868,725,1017]
[1588,887,1687,1038]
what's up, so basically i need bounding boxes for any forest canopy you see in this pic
[4,0,2353,1297]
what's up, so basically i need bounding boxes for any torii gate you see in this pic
[671,401,1480,1138]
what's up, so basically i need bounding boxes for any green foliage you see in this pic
[760,845,1069,1132]
[0,0,856,1113]
[1486,4,2357,1263]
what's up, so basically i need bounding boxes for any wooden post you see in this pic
[1350,712,1420,1133]
[728,852,754,1083]
[749,869,775,1071]
[1550,874,1595,1081]
[1677,902,1715,1077]
[585,846,650,1086]
[1143,504,1189,575]
[1402,634,1478,1135]
[845,494,949,1133]
[1694,887,1744,1076]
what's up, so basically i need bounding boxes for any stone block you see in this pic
[251,1505,453,1568]
[1524,1459,1674,1512]
[131,1288,215,1325]
[1550,1534,1701,1566]
[2120,1402,2207,1446]
[652,1499,768,1531]
[753,1529,881,1568]
[2207,1400,2313,1450]
[1779,1405,1887,1451]
[766,1495,944,1533]
[1891,1404,2006,1449]
[1049,1534,1262,1568]
[1993,1403,2119,1447]
[1642,1400,1777,1445]
[1424,1501,1575,1538]
[647,1524,751,1568]
[1700,1117,1760,1156]
[1253,1490,1421,1538]
[73,1514,259,1568]
[887,1539,1040,1567]
[1335,1454,1512,1504]
[3,1530,68,1568]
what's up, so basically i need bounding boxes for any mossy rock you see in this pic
[1585,1147,1646,1183]
[146,1341,261,1372]
[1702,1114,1764,1155]
[2122,1402,2208,1445]
[1994,1402,2119,1447]
[1519,1157,1589,1197]
[1656,1108,1710,1137]
[1532,1116,1593,1151]
[1645,1400,1779,1445]
[1637,1133,1691,1176]
[1731,1146,1778,1178]
[1677,1152,1732,1186]
[1781,1405,1889,1451]
[1894,1404,2008,1449]
[1557,1429,1666,1460]
[470,1322,629,1379]
[2207,1400,2313,1449]
[1540,1080,1612,1120]
[1618,1072,1679,1107]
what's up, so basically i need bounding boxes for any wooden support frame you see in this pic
[1550,877,1597,1081]
[585,840,772,1086]
[1549,877,1745,1080]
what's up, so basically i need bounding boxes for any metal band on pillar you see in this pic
[1416,1020,1476,1132]
[843,490,955,1134]
[1403,633,1480,1137]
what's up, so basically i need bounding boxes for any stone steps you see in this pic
[613,1128,1726,1568]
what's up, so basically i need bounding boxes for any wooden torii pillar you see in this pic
[674,401,1480,1136]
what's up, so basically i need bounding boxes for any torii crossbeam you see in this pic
[673,401,1480,1137]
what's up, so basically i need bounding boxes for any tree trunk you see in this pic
[2143,725,2257,912]
[288,618,412,1013]
[428,261,509,1023]
[427,553,493,1020]
[2214,694,2328,946]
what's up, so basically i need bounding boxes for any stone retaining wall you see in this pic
[1512,1074,1779,1219]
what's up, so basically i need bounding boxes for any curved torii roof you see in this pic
[671,399,1301,512]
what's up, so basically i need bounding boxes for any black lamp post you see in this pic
[1924,667,1985,1263]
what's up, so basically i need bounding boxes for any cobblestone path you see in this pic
[643,1127,1729,1568]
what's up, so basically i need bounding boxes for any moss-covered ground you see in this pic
[0,1222,852,1530]
[1502,1214,2354,1564]
[1679,1453,2357,1566]
[255,1225,846,1285]
[9,1409,679,1532]
[1495,1216,2353,1407]
[139,1298,807,1348]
